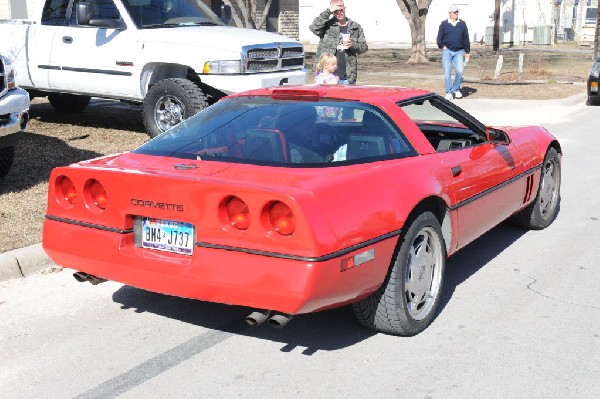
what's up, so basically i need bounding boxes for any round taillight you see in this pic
[56,176,77,206]
[268,202,295,236]
[225,197,250,230]
[85,179,107,211]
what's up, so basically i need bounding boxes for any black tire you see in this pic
[512,147,561,230]
[0,146,15,178]
[143,78,208,138]
[588,96,600,106]
[352,212,446,336]
[48,93,91,113]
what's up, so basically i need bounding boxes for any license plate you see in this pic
[141,218,194,255]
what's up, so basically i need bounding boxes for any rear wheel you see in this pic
[48,93,91,113]
[0,146,15,178]
[143,78,208,138]
[353,212,446,336]
[513,147,561,230]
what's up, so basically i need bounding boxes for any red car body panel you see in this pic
[42,85,559,315]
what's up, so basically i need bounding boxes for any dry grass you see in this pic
[0,45,595,252]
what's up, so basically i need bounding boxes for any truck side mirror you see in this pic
[76,2,92,26]
[76,1,126,30]
[221,5,232,25]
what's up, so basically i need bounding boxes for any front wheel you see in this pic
[143,78,208,138]
[0,146,15,178]
[512,147,561,230]
[352,212,446,336]
[48,93,91,113]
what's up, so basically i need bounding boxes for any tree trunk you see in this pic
[493,0,501,52]
[222,0,274,29]
[395,0,433,64]
[594,4,600,60]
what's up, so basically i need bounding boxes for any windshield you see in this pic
[121,0,224,28]
[134,96,416,166]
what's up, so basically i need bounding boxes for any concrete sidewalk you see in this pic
[0,91,590,282]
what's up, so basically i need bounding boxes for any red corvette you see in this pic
[43,85,561,335]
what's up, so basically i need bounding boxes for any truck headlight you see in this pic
[203,60,241,75]
[591,61,600,79]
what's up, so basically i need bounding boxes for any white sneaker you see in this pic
[444,93,453,100]
[454,90,463,99]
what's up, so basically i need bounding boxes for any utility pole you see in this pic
[493,0,501,51]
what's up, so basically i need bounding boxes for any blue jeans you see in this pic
[442,48,464,94]
[339,79,353,85]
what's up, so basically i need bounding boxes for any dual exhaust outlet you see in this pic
[73,272,292,327]
[245,309,293,328]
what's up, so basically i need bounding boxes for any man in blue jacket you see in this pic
[437,4,471,100]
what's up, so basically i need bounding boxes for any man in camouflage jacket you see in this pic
[309,0,368,84]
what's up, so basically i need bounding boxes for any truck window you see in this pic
[41,0,69,26]
[69,0,122,25]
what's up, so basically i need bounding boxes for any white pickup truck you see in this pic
[0,0,306,137]
[0,54,30,178]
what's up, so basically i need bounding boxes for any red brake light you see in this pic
[56,176,77,206]
[85,179,107,210]
[268,202,295,236]
[225,197,250,230]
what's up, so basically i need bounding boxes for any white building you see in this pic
[300,0,598,46]
[1,0,598,45]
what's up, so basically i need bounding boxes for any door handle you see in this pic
[62,36,73,44]
[451,166,462,177]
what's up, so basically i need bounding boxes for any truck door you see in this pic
[48,0,141,99]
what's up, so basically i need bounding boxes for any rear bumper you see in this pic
[43,218,394,314]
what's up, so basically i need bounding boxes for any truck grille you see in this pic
[242,42,304,74]
[0,57,7,97]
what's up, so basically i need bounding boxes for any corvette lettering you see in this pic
[130,199,184,212]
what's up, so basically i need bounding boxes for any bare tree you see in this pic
[221,0,273,30]
[492,0,501,51]
[395,0,434,63]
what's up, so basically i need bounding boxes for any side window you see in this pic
[41,0,70,26]
[401,97,486,152]
[70,0,122,25]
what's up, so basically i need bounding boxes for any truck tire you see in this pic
[48,93,91,113]
[0,146,15,178]
[143,78,208,138]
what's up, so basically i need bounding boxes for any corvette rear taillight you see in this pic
[224,197,250,230]
[85,179,107,211]
[267,201,295,236]
[56,176,77,207]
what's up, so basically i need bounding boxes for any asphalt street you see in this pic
[1,93,599,398]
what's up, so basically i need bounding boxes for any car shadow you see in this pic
[29,98,146,133]
[0,131,102,193]
[436,221,528,317]
[110,220,533,353]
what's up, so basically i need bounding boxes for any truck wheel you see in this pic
[0,146,15,178]
[352,212,446,336]
[48,93,91,113]
[143,78,208,138]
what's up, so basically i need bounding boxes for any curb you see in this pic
[0,243,54,282]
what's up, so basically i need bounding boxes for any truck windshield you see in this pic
[121,0,224,28]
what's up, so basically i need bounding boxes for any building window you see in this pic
[585,7,598,25]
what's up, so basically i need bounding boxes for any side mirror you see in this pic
[76,1,126,30]
[221,5,232,25]
[487,127,510,145]
[76,2,92,26]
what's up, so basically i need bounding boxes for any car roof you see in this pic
[228,85,433,104]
